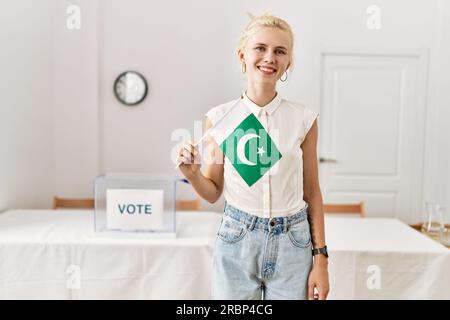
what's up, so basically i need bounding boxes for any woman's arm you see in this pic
[302,119,326,250]
[301,119,329,300]
[177,117,224,204]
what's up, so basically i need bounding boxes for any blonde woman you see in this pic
[177,13,329,300]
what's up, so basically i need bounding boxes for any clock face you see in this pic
[114,71,148,106]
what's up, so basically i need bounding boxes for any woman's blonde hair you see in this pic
[237,12,295,71]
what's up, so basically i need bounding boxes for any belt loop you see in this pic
[283,217,288,233]
[249,216,257,231]
[268,217,274,233]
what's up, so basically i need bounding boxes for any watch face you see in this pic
[114,71,148,106]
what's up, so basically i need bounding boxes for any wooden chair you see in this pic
[409,222,450,232]
[54,196,201,211]
[409,223,422,232]
[175,198,201,211]
[53,196,94,209]
[323,201,366,217]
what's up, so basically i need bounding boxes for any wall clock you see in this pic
[114,71,148,106]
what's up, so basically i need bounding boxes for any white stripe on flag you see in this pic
[174,96,248,169]
[207,97,251,146]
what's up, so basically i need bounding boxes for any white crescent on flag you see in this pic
[236,134,260,166]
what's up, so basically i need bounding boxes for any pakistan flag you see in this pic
[220,113,282,187]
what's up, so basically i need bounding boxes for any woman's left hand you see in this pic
[307,257,329,300]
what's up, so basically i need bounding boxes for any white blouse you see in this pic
[205,92,319,218]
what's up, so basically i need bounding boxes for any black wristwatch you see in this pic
[312,245,328,258]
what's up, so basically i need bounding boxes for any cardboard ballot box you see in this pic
[94,174,177,238]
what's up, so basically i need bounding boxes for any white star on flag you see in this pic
[257,146,265,156]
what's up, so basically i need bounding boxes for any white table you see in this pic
[0,210,448,299]
[325,217,449,299]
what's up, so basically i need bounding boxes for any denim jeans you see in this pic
[212,202,313,300]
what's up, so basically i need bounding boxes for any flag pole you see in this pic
[174,96,243,169]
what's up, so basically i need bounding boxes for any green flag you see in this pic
[220,113,282,187]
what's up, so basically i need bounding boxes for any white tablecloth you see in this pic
[0,210,448,299]
[325,217,449,299]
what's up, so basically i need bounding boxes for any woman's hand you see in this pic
[177,140,201,180]
[308,256,329,300]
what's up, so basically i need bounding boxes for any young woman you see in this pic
[177,13,329,300]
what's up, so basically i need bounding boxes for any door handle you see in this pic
[319,157,338,164]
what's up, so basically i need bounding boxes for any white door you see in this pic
[318,50,428,222]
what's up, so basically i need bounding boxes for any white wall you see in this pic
[0,0,55,210]
[1,0,449,219]
[53,0,99,198]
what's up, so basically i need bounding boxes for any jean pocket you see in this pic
[217,216,247,244]
[287,219,312,248]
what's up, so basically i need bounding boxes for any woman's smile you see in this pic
[257,65,277,75]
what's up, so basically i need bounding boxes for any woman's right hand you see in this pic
[177,140,201,180]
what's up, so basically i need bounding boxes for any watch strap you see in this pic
[312,245,328,257]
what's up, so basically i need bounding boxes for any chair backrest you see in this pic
[54,196,201,211]
[176,198,201,211]
[409,222,450,232]
[323,202,366,217]
[409,223,422,232]
[53,196,94,209]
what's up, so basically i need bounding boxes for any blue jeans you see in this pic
[212,202,313,300]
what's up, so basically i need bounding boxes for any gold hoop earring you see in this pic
[242,63,246,74]
[280,70,288,82]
